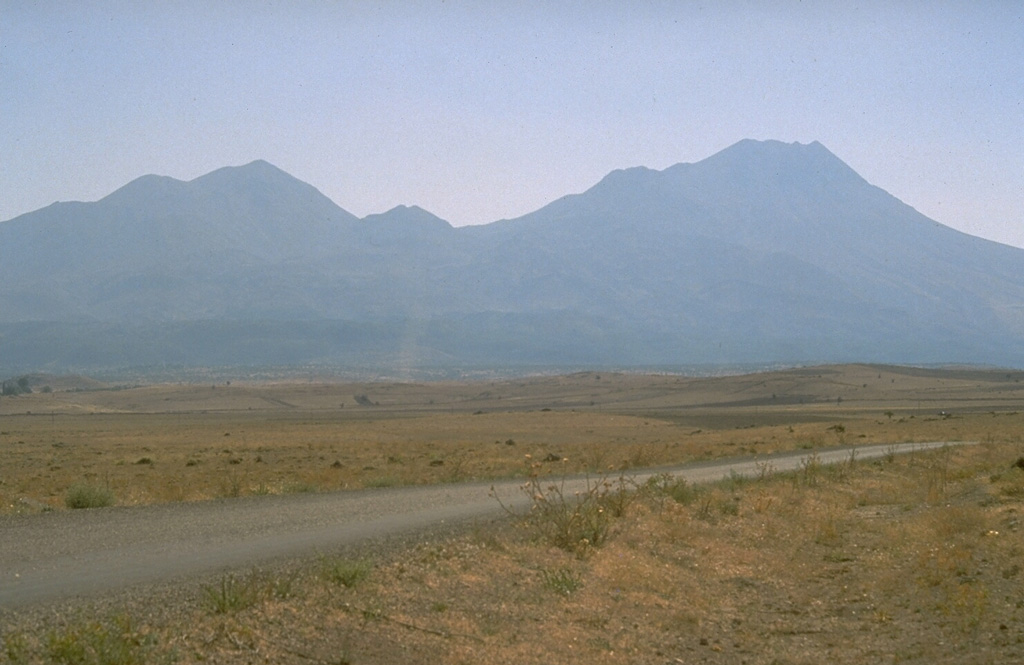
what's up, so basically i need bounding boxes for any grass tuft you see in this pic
[201,574,260,614]
[540,567,584,596]
[64,484,115,509]
[320,557,372,587]
[44,615,167,665]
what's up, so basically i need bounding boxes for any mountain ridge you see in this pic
[2,139,1022,372]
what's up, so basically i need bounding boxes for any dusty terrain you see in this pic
[1,364,1023,664]
[3,364,1022,512]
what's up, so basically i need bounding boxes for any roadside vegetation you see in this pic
[63,484,115,510]
[3,441,1023,664]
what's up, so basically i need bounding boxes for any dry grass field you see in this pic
[3,364,1023,513]
[2,363,1024,664]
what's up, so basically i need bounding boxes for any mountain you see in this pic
[0,160,364,321]
[2,141,1023,373]
[459,140,1024,363]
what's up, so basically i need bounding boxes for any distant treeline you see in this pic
[1,376,35,396]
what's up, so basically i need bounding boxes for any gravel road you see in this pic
[0,441,970,610]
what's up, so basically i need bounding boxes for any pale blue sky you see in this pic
[2,1,1022,247]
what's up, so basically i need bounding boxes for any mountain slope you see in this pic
[462,140,1024,363]
[1,141,1023,371]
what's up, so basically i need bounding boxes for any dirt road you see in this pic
[0,441,968,609]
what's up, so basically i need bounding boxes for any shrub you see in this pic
[65,484,115,509]
[499,471,630,556]
[598,474,638,517]
[646,473,698,505]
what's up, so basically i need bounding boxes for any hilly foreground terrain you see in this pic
[2,139,1024,373]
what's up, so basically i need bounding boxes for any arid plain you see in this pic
[3,364,1022,511]
[2,364,1024,664]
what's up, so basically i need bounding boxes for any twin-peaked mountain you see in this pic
[2,139,1023,372]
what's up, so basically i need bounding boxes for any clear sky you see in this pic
[2,1,1022,247]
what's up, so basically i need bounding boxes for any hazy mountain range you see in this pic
[2,139,1023,374]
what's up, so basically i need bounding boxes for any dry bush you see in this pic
[497,470,632,557]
